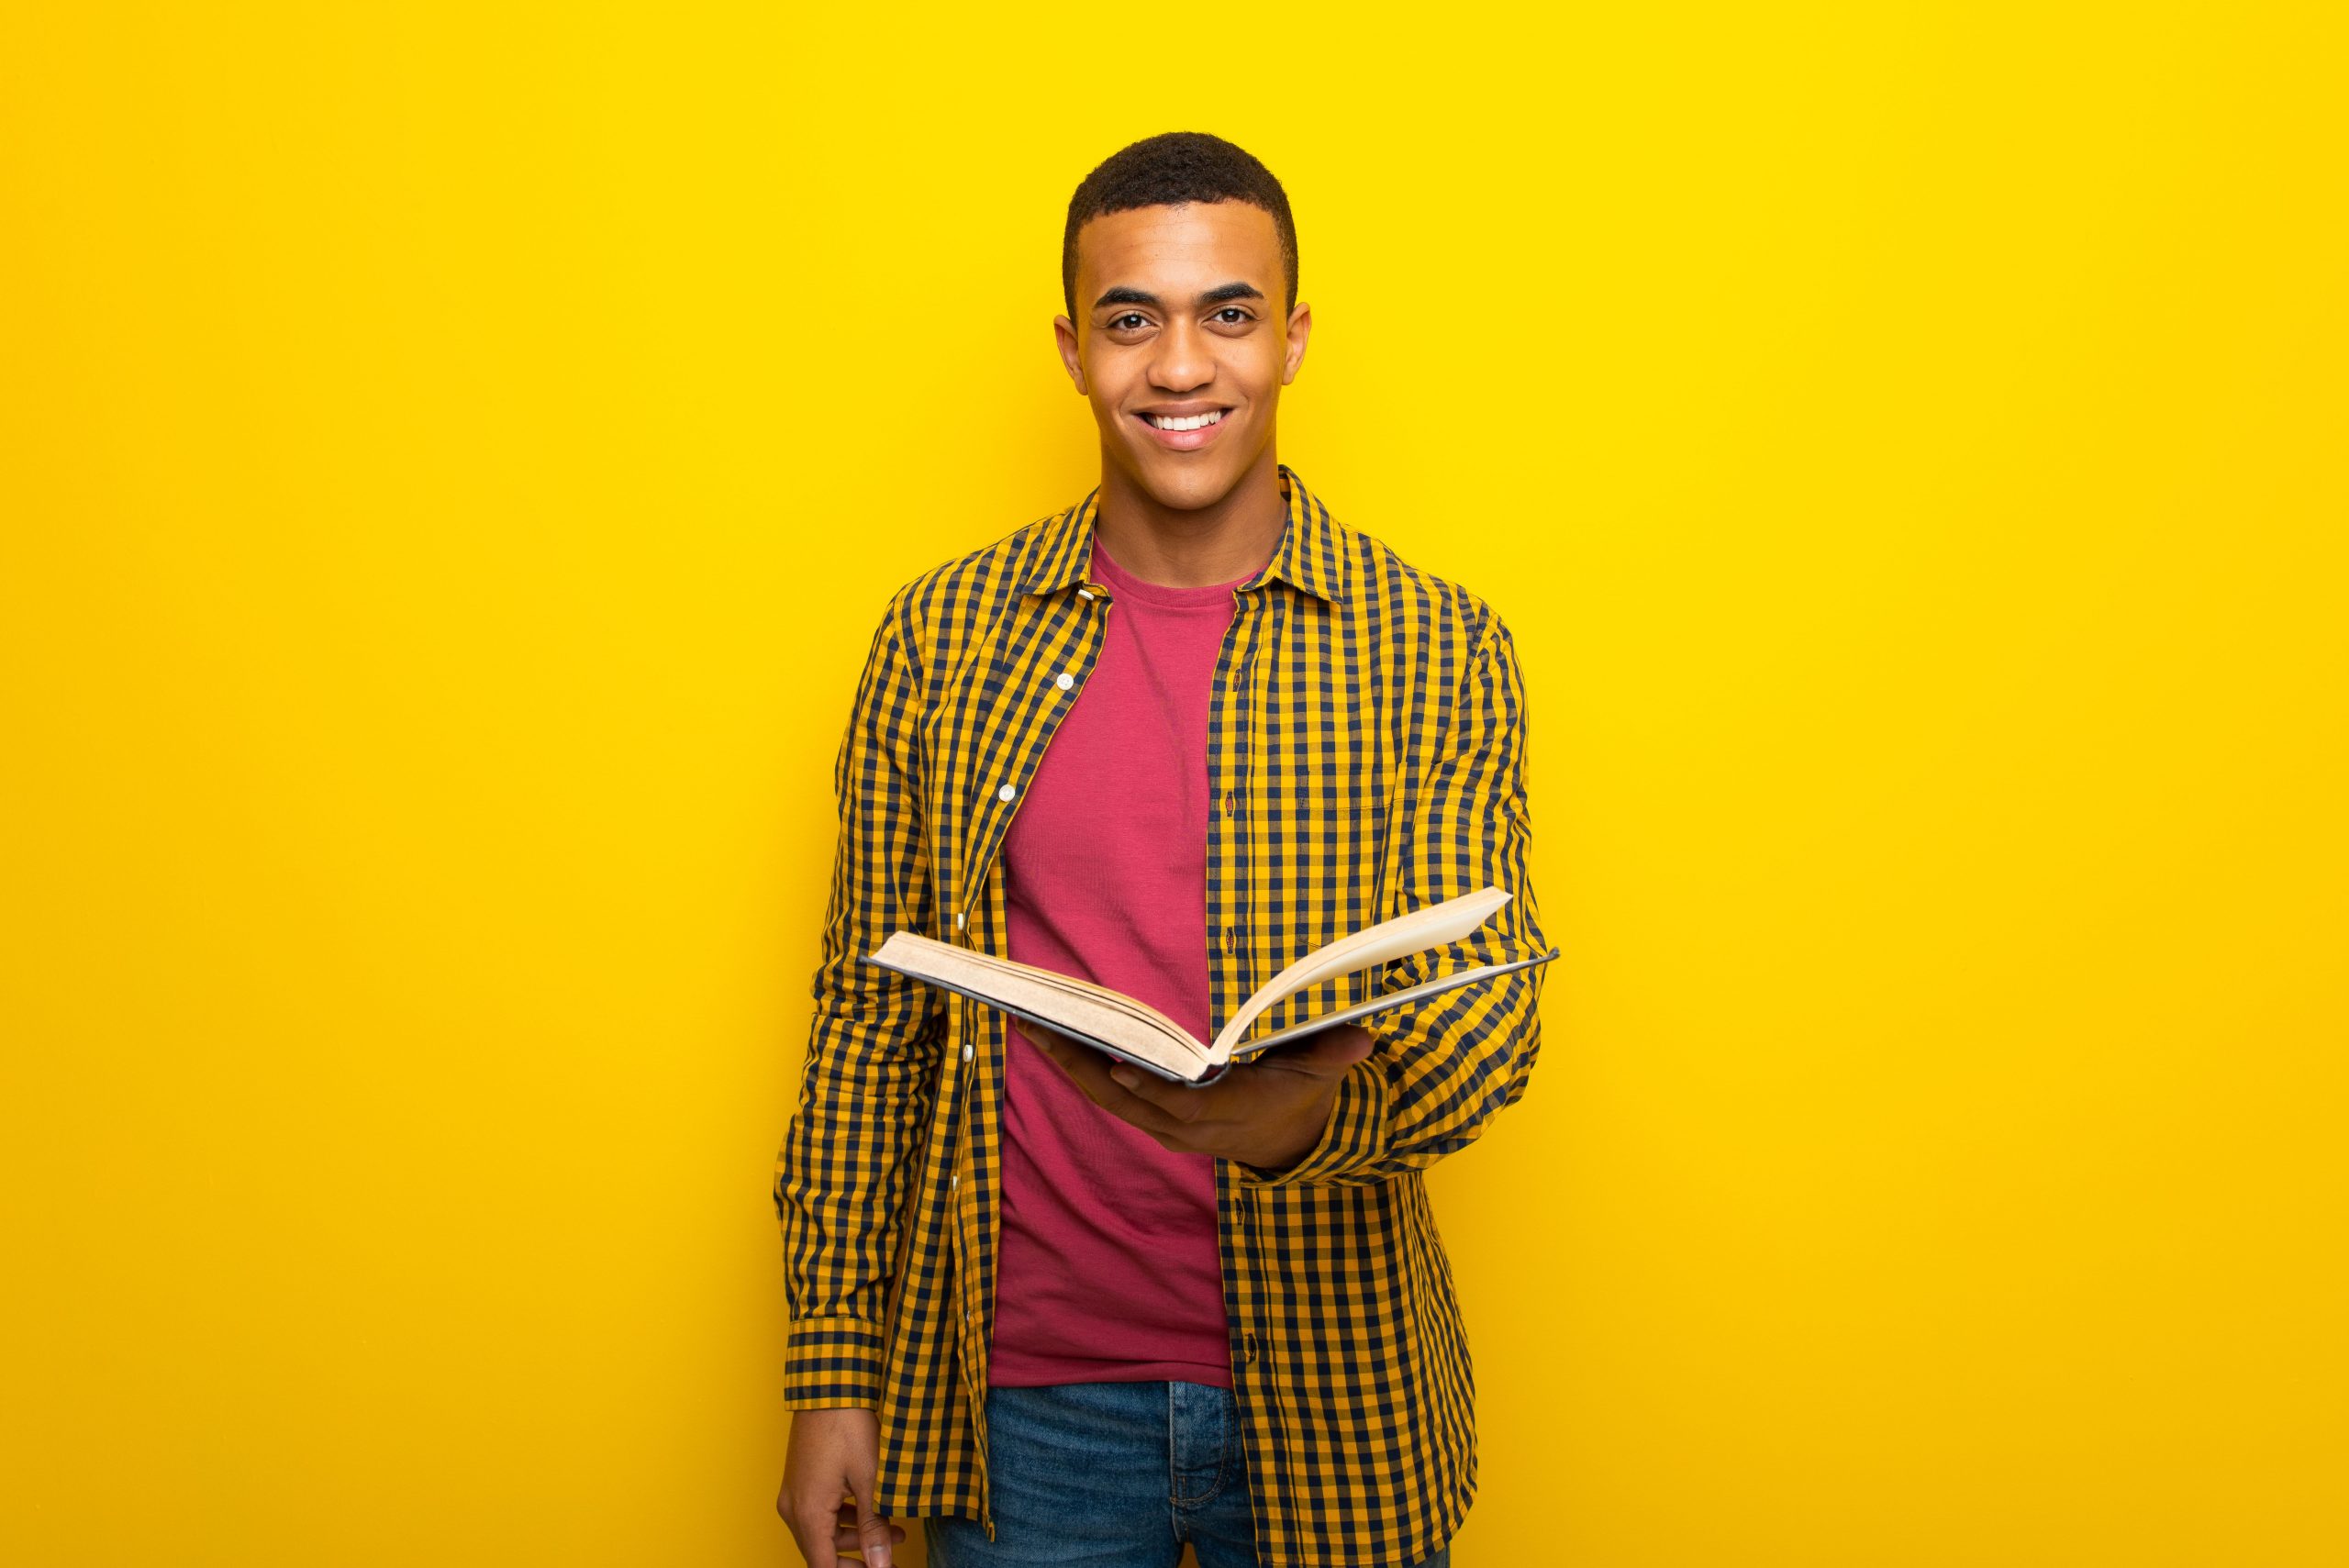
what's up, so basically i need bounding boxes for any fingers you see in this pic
[1252,1024,1376,1077]
[852,1512,900,1566]
[832,1501,906,1561]
[832,1530,907,1557]
[1029,1032,1204,1148]
[782,1407,888,1568]
[1105,1062,1208,1124]
[778,1447,833,1568]
[776,1472,839,1568]
[786,1496,838,1568]
[846,1451,892,1568]
[831,1501,908,1547]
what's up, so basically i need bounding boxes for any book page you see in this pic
[863,931,1208,1077]
[1206,886,1513,1061]
[1222,949,1556,1063]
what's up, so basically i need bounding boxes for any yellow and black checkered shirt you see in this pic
[774,466,1549,1567]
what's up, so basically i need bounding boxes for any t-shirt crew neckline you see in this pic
[1087,533,1267,609]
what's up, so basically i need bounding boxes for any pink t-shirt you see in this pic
[986,535,1261,1390]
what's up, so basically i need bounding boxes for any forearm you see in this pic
[775,1003,941,1407]
[1235,608,1549,1189]
[774,585,941,1407]
[1233,930,1546,1188]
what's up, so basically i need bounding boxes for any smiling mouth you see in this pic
[1140,409,1227,431]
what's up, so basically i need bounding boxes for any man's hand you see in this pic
[1029,1024,1375,1173]
[778,1406,904,1568]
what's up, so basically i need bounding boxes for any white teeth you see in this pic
[1148,410,1224,431]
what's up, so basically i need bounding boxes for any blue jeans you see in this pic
[923,1380,1451,1568]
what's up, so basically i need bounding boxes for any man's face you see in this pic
[1054,201,1311,514]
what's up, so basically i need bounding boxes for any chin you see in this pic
[1143,471,1229,512]
[1125,451,1252,514]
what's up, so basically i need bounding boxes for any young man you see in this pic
[775,132,1548,1568]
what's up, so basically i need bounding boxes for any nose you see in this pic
[1147,316,1213,395]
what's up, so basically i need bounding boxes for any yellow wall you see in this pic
[4,5,2343,1564]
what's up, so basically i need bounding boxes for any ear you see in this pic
[1281,301,1312,385]
[1052,315,1088,396]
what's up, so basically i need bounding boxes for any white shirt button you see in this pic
[1077,588,1096,601]
[997,784,1016,803]
[1055,672,1075,691]
[953,911,965,929]
[951,1173,960,1192]
[962,1042,974,1062]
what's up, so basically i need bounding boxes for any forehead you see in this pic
[1074,202,1284,295]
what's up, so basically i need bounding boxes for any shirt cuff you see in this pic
[783,1314,886,1409]
[1231,1057,1392,1188]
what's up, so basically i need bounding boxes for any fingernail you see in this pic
[1110,1065,1140,1087]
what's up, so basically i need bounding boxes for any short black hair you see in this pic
[1062,132,1299,318]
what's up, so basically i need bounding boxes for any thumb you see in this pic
[1275,1024,1375,1076]
[849,1456,893,1568]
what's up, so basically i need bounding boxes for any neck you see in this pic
[1091,445,1286,588]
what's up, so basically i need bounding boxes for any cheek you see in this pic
[1082,357,1133,410]
[1235,341,1288,395]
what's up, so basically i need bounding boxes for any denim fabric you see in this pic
[921,1380,1452,1568]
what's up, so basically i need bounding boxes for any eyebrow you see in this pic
[1092,281,1267,311]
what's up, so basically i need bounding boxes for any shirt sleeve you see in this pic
[773,588,946,1407]
[1233,606,1550,1189]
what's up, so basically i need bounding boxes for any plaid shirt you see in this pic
[774,466,1549,1567]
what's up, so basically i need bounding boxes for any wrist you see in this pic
[1231,1058,1392,1189]
[1254,1080,1345,1173]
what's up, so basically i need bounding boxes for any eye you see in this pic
[1213,307,1251,324]
[1109,312,1150,330]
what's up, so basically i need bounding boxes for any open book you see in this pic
[863,885,1555,1084]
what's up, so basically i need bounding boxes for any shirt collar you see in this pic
[1020,464,1348,604]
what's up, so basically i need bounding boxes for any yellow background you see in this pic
[4,4,2343,1564]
